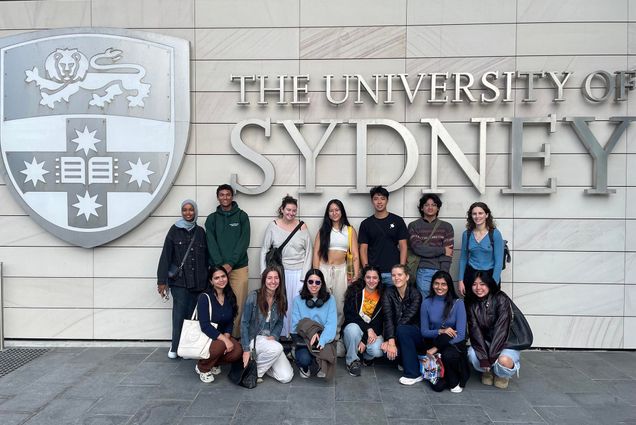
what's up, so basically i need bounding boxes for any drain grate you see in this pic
[0,348,49,378]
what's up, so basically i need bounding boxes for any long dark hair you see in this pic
[257,266,287,317]
[346,265,382,299]
[299,268,330,303]
[466,202,496,231]
[208,266,238,318]
[469,271,499,300]
[427,270,459,321]
[318,199,351,262]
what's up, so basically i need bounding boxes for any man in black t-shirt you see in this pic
[358,186,409,286]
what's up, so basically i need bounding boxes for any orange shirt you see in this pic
[361,289,380,318]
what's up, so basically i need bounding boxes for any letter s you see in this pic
[230,118,274,195]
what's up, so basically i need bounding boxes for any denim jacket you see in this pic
[240,290,285,351]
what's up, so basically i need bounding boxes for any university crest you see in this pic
[0,28,190,247]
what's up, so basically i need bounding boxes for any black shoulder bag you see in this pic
[265,221,304,268]
[168,231,197,280]
[497,292,533,351]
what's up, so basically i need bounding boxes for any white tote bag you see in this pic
[177,293,218,360]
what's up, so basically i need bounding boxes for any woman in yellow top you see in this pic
[313,199,360,355]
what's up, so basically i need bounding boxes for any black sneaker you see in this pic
[361,358,374,367]
[347,360,362,377]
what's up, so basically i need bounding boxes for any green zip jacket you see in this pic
[205,201,250,269]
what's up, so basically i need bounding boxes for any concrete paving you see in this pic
[0,347,634,424]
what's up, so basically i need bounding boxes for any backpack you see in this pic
[488,230,511,270]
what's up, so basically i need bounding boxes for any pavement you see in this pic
[0,346,634,425]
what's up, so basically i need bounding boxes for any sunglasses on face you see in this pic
[306,279,322,286]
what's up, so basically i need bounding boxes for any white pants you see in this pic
[253,335,294,383]
[320,262,347,337]
[282,268,303,337]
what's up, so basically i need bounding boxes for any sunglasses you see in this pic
[306,279,322,286]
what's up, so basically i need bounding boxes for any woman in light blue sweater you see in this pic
[291,268,337,378]
[457,202,504,301]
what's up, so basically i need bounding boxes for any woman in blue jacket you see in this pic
[457,202,504,301]
[195,266,242,383]
[240,267,294,383]
[420,270,469,393]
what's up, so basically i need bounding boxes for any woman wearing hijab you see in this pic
[157,199,209,359]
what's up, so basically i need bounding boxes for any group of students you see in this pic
[157,184,520,391]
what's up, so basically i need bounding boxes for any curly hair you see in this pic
[465,202,496,231]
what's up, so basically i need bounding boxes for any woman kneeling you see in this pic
[195,266,242,383]
[342,265,384,377]
[240,267,294,383]
[291,269,338,379]
[468,272,520,389]
[420,270,469,393]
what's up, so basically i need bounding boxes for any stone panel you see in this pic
[195,28,299,60]
[408,0,516,25]
[527,315,623,348]
[94,309,170,339]
[518,23,627,56]
[91,0,193,27]
[196,0,299,27]
[4,308,94,339]
[514,283,625,316]
[4,277,93,308]
[407,25,516,58]
[513,251,624,284]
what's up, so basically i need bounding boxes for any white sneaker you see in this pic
[450,384,463,393]
[210,366,221,375]
[195,365,215,383]
[336,340,346,358]
[399,375,424,386]
[299,367,310,379]
[167,350,177,359]
[316,369,326,378]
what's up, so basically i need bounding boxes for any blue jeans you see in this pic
[395,324,425,379]
[342,323,384,365]
[381,273,393,287]
[170,286,199,352]
[416,267,438,298]
[294,346,314,370]
[468,347,520,379]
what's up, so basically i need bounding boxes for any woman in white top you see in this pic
[312,199,360,354]
[260,195,313,337]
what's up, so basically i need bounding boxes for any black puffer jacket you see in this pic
[157,225,209,291]
[468,291,512,368]
[342,282,383,344]
[382,285,422,340]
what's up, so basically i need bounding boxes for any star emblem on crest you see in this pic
[72,126,101,155]
[20,157,49,187]
[72,190,102,220]
[125,157,154,188]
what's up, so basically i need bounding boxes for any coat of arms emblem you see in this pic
[0,28,190,247]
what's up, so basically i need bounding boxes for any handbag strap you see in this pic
[277,220,304,251]
[191,293,212,322]
[347,226,352,255]
[178,231,197,271]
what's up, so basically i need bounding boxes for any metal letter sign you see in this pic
[0,28,190,247]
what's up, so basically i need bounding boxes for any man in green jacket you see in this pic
[205,184,251,337]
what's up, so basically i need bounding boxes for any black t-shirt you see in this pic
[358,212,409,273]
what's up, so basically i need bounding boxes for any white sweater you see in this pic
[260,220,313,274]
